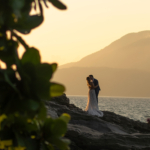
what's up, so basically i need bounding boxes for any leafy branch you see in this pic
[0,0,70,150]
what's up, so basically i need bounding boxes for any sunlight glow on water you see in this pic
[68,96,150,123]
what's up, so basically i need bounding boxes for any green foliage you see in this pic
[0,0,70,150]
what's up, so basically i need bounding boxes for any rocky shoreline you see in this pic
[46,94,150,150]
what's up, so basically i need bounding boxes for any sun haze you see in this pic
[18,0,150,66]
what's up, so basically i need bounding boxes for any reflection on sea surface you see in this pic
[68,96,150,123]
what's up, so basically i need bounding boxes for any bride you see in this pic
[85,77,103,117]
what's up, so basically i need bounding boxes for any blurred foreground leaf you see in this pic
[21,47,41,65]
[50,83,65,97]
[0,0,69,149]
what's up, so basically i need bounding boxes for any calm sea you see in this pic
[68,96,150,123]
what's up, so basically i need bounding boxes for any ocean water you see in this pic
[68,96,150,123]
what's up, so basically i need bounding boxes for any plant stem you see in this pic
[12,31,29,51]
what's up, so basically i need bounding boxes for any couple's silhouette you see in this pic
[85,75,103,117]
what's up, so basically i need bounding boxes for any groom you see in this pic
[89,75,101,103]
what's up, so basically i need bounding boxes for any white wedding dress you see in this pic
[85,89,103,117]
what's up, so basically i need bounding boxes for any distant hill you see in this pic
[53,31,150,97]
[60,31,150,71]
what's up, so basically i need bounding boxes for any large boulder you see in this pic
[46,95,150,150]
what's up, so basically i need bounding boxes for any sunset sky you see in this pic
[18,0,150,66]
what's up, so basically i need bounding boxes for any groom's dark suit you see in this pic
[93,78,100,103]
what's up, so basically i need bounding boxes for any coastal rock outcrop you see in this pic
[46,94,150,150]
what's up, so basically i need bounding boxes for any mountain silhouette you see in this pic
[53,31,150,97]
[60,31,150,71]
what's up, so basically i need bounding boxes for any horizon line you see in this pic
[67,95,150,99]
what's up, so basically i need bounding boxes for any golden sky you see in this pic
[18,0,150,66]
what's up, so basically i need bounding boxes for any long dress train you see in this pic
[85,89,103,117]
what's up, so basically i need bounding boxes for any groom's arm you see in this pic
[96,80,101,91]
[95,79,98,86]
[91,82,98,89]
[98,81,101,91]
[93,80,98,88]
[93,84,98,88]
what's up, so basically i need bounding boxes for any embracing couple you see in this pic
[85,75,103,117]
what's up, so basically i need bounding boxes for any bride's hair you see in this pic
[86,77,91,87]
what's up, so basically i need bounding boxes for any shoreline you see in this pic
[67,95,150,123]
[67,95,150,99]
[47,94,150,150]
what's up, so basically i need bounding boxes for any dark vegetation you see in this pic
[0,0,70,149]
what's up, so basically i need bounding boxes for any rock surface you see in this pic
[46,94,150,150]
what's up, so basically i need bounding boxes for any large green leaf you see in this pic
[15,133,26,147]
[4,73,17,92]
[1,69,18,93]
[49,137,70,150]
[27,99,40,111]
[43,117,68,140]
[43,118,54,139]
[0,40,18,67]
[21,47,41,65]
[20,63,37,97]
[14,15,43,34]
[59,113,70,124]
[0,52,15,67]
[50,83,65,97]
[36,63,57,81]
[11,116,39,133]
[51,63,57,73]
[21,63,52,99]
[35,79,51,99]
[9,0,25,17]
[49,0,67,10]
[12,32,29,50]
[9,0,25,10]
[51,119,67,137]
[37,103,47,120]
